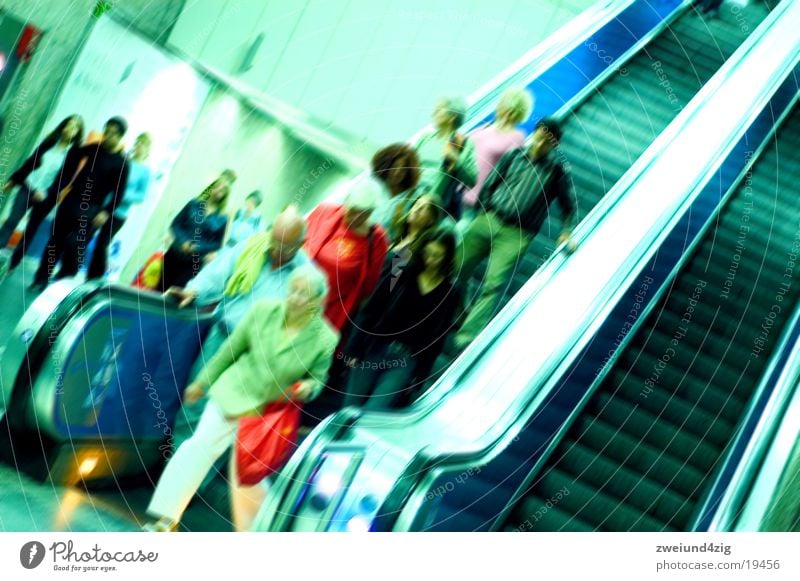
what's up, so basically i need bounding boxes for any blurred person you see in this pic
[0,115,84,276]
[166,205,309,469]
[304,179,389,333]
[29,117,129,292]
[343,226,461,409]
[413,96,478,220]
[461,88,533,223]
[454,117,576,351]
[369,143,421,241]
[225,190,263,248]
[383,192,444,280]
[86,132,152,280]
[143,264,338,532]
[158,170,235,290]
[692,0,724,17]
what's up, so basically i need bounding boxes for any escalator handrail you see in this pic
[701,301,800,531]
[255,408,362,531]
[385,6,800,529]
[735,353,800,531]
[1,281,98,422]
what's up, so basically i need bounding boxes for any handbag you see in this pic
[235,399,302,486]
[131,250,165,290]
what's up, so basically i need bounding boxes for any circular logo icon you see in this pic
[19,541,46,569]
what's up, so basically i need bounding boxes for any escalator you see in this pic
[505,3,770,301]
[500,102,800,531]
[0,281,215,484]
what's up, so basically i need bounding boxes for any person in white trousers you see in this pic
[142,263,339,532]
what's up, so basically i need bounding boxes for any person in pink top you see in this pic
[461,88,534,222]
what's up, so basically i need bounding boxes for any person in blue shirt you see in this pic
[87,132,152,280]
[225,190,263,248]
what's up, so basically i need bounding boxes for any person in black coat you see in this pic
[30,117,129,292]
[342,225,462,410]
[0,115,84,273]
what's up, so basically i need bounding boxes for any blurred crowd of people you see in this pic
[0,86,579,531]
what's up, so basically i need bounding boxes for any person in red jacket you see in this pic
[304,179,389,333]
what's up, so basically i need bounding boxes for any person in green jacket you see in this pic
[143,263,338,532]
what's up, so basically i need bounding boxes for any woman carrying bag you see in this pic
[143,263,338,532]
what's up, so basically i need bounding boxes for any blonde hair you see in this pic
[497,88,534,124]
[437,96,468,127]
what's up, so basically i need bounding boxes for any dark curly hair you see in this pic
[371,143,421,196]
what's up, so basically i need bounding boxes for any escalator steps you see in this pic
[591,393,723,472]
[510,498,596,532]
[531,469,675,531]
[623,347,748,416]
[555,440,696,525]
[574,415,707,499]
[605,370,734,448]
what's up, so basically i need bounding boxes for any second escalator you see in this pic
[501,101,800,532]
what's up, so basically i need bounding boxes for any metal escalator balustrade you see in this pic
[732,330,800,531]
[501,101,800,531]
[707,301,800,531]
[0,281,215,484]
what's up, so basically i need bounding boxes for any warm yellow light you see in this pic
[78,455,99,476]
[52,490,84,531]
